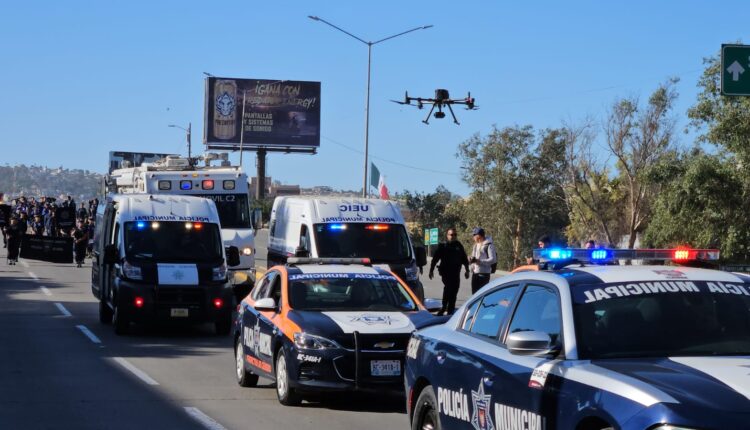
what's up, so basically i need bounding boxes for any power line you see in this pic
[321,135,460,176]
[496,68,703,106]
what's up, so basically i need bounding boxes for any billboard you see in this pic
[204,77,321,150]
[109,151,178,173]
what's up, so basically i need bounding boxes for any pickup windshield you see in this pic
[124,221,223,263]
[288,274,417,312]
[313,223,412,263]
[573,280,750,359]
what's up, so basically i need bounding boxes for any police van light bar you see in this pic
[287,257,372,266]
[329,224,347,231]
[533,248,720,264]
[366,224,390,231]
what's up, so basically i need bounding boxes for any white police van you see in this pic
[106,153,261,300]
[91,194,240,335]
[267,197,427,299]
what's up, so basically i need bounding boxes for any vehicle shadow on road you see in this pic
[301,392,405,413]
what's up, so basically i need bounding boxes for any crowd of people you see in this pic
[0,195,99,267]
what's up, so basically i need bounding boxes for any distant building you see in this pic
[249,176,300,200]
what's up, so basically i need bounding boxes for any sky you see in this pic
[1,0,747,196]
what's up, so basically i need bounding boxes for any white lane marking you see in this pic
[20,261,29,268]
[76,325,102,344]
[40,286,52,296]
[28,272,38,280]
[113,357,159,386]
[54,303,72,317]
[184,407,227,430]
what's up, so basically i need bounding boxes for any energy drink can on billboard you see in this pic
[213,79,237,140]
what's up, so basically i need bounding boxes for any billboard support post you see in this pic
[256,147,267,201]
[239,90,247,167]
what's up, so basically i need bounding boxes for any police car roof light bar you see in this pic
[532,248,720,264]
[286,257,373,266]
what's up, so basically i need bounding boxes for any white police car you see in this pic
[405,248,750,430]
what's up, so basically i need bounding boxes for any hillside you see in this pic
[0,165,102,200]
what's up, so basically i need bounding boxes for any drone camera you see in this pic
[434,111,446,119]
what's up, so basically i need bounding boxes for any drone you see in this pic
[391,89,477,125]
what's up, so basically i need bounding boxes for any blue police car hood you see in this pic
[593,356,750,412]
[287,309,436,339]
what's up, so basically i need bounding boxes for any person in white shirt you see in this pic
[469,227,497,294]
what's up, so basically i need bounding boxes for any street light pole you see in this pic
[308,16,433,198]
[168,122,192,160]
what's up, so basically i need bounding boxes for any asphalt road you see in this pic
[0,230,500,429]
[0,246,407,430]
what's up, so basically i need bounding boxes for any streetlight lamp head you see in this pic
[202,72,214,77]
[422,25,434,29]
[308,15,320,21]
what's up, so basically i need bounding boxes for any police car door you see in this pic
[242,270,278,377]
[496,283,564,429]
[432,283,520,429]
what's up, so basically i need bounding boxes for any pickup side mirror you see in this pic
[422,297,442,313]
[294,246,310,258]
[251,208,263,231]
[414,246,427,268]
[226,246,241,267]
[506,331,557,356]
[254,297,277,312]
[103,244,119,265]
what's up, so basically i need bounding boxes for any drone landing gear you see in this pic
[446,104,460,125]
[422,104,437,124]
[421,104,460,125]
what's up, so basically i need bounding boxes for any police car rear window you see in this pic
[573,280,750,359]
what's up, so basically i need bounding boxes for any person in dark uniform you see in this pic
[429,228,470,315]
[72,220,89,268]
[31,214,45,236]
[5,217,23,265]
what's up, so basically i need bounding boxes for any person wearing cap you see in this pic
[5,217,23,265]
[469,227,497,294]
[429,227,470,315]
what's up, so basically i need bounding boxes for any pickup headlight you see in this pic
[242,247,253,256]
[122,260,142,281]
[294,332,341,350]
[212,263,228,281]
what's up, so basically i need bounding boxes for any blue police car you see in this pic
[405,248,750,430]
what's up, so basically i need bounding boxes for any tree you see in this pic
[457,125,568,269]
[643,149,750,262]
[604,80,679,248]
[400,186,462,245]
[560,121,626,247]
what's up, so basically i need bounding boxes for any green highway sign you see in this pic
[721,44,750,96]
[424,228,439,245]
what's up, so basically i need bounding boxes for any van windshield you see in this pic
[194,194,251,229]
[313,223,412,263]
[124,221,223,263]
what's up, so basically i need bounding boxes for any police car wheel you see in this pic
[275,351,302,406]
[412,385,441,430]
[235,337,259,387]
[99,299,112,325]
[112,298,129,335]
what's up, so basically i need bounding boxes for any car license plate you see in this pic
[170,308,189,317]
[370,360,401,376]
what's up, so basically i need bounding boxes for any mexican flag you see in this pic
[369,163,389,200]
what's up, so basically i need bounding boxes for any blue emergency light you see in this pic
[136,221,146,230]
[329,224,347,231]
[533,247,720,265]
